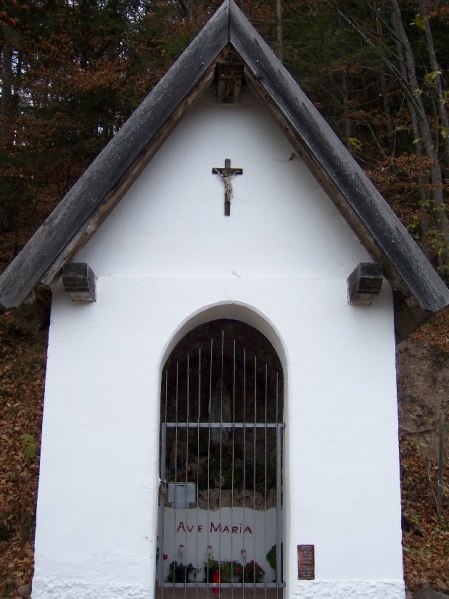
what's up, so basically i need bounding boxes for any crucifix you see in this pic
[212,158,243,216]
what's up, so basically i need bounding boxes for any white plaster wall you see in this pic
[76,91,367,281]
[33,89,404,599]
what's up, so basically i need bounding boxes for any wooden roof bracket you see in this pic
[62,263,96,303]
[347,262,383,305]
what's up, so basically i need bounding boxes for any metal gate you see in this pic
[157,320,284,595]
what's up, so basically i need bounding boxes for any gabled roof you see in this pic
[0,0,448,339]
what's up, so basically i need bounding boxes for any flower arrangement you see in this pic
[166,561,198,583]
[204,546,220,582]
[204,545,220,572]
[165,544,199,583]
[237,560,265,583]
[157,549,168,564]
[266,543,283,582]
[205,558,221,572]
[203,547,242,583]
[220,560,242,582]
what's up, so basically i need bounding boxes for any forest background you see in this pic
[1,0,449,596]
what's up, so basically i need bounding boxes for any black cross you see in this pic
[212,158,243,216]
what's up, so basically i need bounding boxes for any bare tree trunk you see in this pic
[419,0,449,174]
[276,0,283,62]
[329,0,449,272]
[437,412,445,519]
[373,5,394,143]
[389,3,429,243]
[380,67,394,142]
[0,44,13,146]
[341,71,352,148]
[176,0,192,20]
[390,0,449,272]
[0,42,18,233]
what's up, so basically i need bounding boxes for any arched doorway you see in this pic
[156,319,284,596]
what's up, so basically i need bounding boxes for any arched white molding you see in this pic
[160,301,288,371]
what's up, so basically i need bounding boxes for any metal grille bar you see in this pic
[157,323,284,599]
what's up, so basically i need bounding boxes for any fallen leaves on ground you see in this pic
[0,313,45,596]
[401,437,449,592]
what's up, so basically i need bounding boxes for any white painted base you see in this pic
[32,577,405,598]
[32,576,150,599]
[293,580,405,599]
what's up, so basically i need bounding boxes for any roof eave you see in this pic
[229,1,449,337]
[0,0,447,340]
[0,1,231,310]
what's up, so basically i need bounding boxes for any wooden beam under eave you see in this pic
[62,263,96,302]
[347,263,383,305]
[393,294,435,342]
[14,285,52,333]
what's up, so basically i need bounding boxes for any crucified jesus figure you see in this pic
[212,158,243,216]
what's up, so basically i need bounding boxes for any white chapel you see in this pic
[1,2,448,598]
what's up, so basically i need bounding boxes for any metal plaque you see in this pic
[297,544,315,580]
